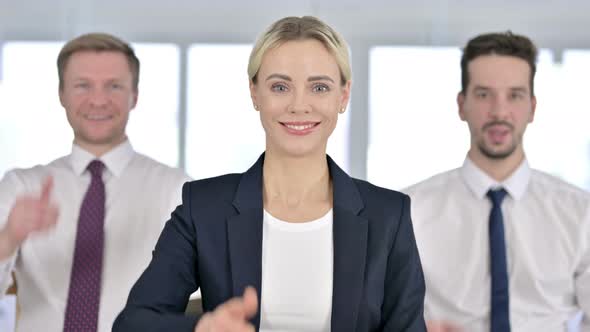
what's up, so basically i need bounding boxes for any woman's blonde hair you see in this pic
[248,16,351,86]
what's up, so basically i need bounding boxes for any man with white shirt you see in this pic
[0,33,190,332]
[405,31,590,332]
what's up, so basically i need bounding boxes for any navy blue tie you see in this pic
[487,188,510,332]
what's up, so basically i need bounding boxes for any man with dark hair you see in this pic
[0,33,190,331]
[405,31,590,331]
[460,31,538,97]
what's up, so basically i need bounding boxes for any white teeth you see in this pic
[85,114,111,120]
[285,123,315,131]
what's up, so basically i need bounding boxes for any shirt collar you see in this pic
[69,140,135,177]
[460,156,531,201]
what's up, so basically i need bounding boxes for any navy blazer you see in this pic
[113,154,426,331]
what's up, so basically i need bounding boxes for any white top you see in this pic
[404,157,590,332]
[0,140,191,332]
[260,209,334,332]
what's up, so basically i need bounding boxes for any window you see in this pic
[127,44,180,168]
[523,50,589,190]
[368,46,465,190]
[0,42,68,177]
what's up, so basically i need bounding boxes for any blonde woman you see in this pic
[114,16,426,332]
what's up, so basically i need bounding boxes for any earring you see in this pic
[339,107,345,114]
[254,104,259,110]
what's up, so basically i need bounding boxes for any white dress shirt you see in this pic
[260,209,333,332]
[404,157,590,332]
[0,140,191,332]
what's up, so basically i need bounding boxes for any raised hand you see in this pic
[194,286,258,332]
[0,177,59,259]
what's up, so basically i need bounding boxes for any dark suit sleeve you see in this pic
[113,182,200,332]
[382,194,427,331]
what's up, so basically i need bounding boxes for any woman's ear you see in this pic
[250,80,259,111]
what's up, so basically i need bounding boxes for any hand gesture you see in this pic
[0,177,59,258]
[194,286,258,332]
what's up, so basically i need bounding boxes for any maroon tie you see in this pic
[63,160,105,332]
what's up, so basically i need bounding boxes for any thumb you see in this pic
[39,176,54,206]
[242,286,258,318]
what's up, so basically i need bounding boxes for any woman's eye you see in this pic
[313,84,329,93]
[271,84,288,92]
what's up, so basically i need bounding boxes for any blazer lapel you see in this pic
[328,156,368,332]
[226,154,368,331]
[227,153,265,329]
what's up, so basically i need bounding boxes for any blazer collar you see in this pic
[227,154,265,328]
[231,153,365,214]
[231,153,264,213]
[328,156,368,331]
[328,154,364,214]
[227,153,368,331]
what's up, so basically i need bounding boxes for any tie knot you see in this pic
[86,160,104,178]
[487,188,507,206]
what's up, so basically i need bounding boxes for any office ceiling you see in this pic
[0,0,589,48]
